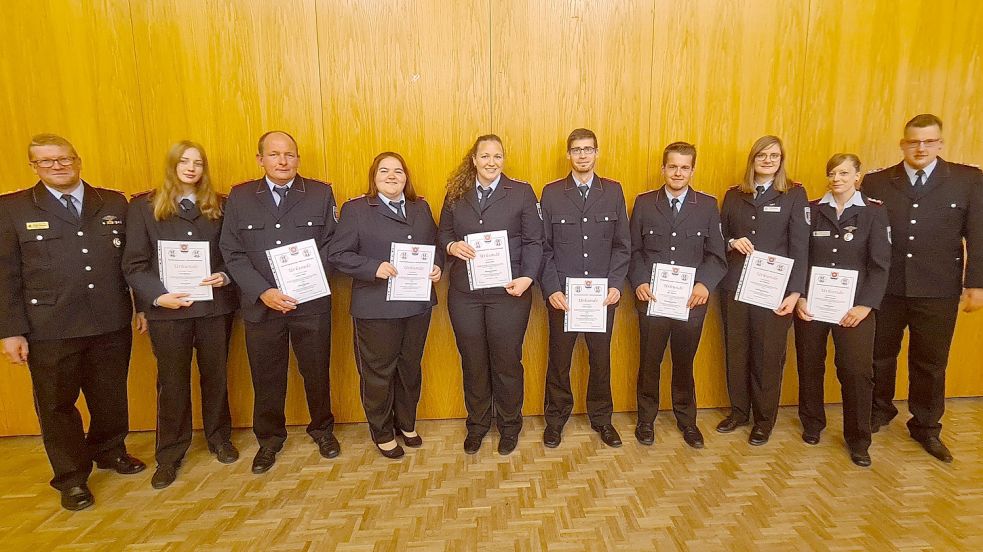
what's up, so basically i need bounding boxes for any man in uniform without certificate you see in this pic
[539,128,630,448]
[628,142,727,448]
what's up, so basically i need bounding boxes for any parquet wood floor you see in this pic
[1,399,981,551]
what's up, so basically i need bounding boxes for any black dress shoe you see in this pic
[210,441,240,464]
[716,416,749,434]
[919,436,953,463]
[543,426,562,448]
[96,453,147,475]
[316,433,341,459]
[60,484,94,511]
[748,425,770,446]
[151,464,178,489]
[376,442,405,459]
[498,435,518,455]
[464,433,483,455]
[802,430,821,445]
[252,447,277,474]
[634,423,655,445]
[397,431,423,448]
[592,425,622,448]
[850,449,872,467]
[681,426,705,449]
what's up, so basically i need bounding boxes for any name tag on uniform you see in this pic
[763,205,781,213]
[26,221,50,230]
[812,230,831,237]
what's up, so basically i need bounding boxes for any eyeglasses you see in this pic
[754,152,782,161]
[901,139,942,149]
[569,147,597,155]
[31,156,77,168]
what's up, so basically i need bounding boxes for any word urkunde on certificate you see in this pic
[647,263,696,321]
[387,242,435,302]
[266,239,330,304]
[806,266,858,324]
[564,277,608,333]
[735,250,794,310]
[157,240,213,301]
[465,230,512,290]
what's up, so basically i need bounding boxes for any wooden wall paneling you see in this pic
[0,0,151,435]
[315,0,493,422]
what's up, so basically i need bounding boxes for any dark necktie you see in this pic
[578,184,589,205]
[478,186,491,210]
[62,194,80,221]
[755,185,766,199]
[671,197,680,218]
[914,169,925,187]
[180,198,195,212]
[273,186,289,209]
[392,199,405,220]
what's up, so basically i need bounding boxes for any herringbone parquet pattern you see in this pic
[1,399,981,551]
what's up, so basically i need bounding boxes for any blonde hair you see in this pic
[741,135,792,194]
[152,141,222,221]
[444,134,503,204]
[28,134,79,160]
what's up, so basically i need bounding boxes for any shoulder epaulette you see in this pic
[728,184,741,191]
[345,194,366,203]
[809,198,822,205]
[508,176,530,186]
[417,195,427,201]
[130,190,153,199]
[866,167,886,174]
[637,189,657,196]
[866,197,883,205]
[692,189,717,200]
[599,176,622,186]
[232,179,256,188]
[1,186,30,197]
[790,181,803,188]
[545,178,566,187]
[97,187,127,195]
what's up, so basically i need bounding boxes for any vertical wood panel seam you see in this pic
[124,0,153,184]
[313,0,329,178]
[488,0,494,131]
[643,1,659,189]
[792,0,815,175]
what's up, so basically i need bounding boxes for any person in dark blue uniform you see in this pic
[629,142,727,448]
[220,131,340,473]
[717,135,810,445]
[539,129,629,449]
[438,134,544,456]
[793,153,891,467]
[863,114,983,463]
[328,152,443,459]
[0,134,145,511]
[123,141,239,488]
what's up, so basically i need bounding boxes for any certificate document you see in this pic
[735,250,794,310]
[465,230,513,290]
[387,242,436,302]
[647,263,696,321]
[564,277,608,333]
[157,240,213,301]
[265,239,330,304]
[806,267,858,324]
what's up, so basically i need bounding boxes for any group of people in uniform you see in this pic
[1,113,980,512]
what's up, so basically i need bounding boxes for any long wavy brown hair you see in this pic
[152,141,222,221]
[740,135,793,194]
[444,134,503,204]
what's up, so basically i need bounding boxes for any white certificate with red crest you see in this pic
[157,240,213,301]
[465,230,512,290]
[735,250,794,310]
[565,277,608,333]
[647,263,696,321]
[266,239,330,304]
[806,266,858,324]
[387,242,436,301]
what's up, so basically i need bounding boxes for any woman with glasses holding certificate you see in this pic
[122,141,238,489]
[717,136,810,446]
[328,152,442,459]
[438,134,544,456]
[793,153,890,467]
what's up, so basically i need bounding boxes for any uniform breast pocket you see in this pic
[551,215,577,243]
[686,228,708,242]
[595,212,618,238]
[642,227,664,251]
[237,220,267,250]
[99,224,125,254]
[18,227,63,268]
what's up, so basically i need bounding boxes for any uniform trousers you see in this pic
[872,294,960,440]
[447,288,531,437]
[794,314,875,450]
[353,310,431,444]
[636,304,708,428]
[148,314,233,466]
[243,312,334,450]
[27,327,132,491]
[544,305,616,429]
[721,295,792,431]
